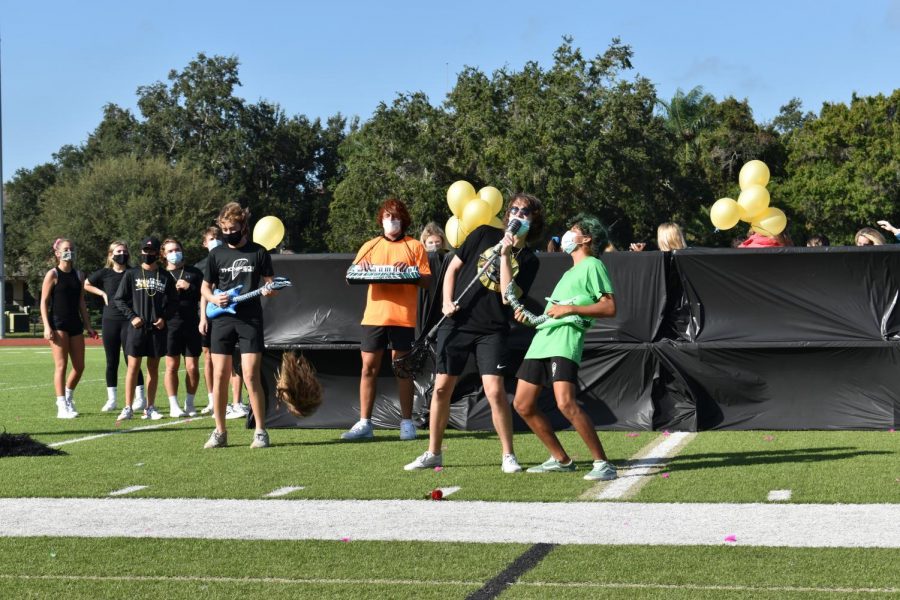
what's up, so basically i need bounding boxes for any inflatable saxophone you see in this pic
[504,282,592,330]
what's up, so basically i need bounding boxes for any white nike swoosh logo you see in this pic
[496,364,506,369]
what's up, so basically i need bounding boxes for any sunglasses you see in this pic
[509,206,532,217]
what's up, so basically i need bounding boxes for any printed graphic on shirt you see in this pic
[220,258,255,279]
[477,246,521,293]
[135,273,169,294]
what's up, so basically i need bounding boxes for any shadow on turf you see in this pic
[646,447,892,472]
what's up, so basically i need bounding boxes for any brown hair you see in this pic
[161,238,182,253]
[378,199,411,235]
[104,240,129,269]
[504,193,545,244]
[275,351,323,418]
[204,225,223,240]
[855,227,886,246]
[217,202,250,230]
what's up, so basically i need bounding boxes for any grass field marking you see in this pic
[768,489,793,502]
[0,377,105,391]
[517,581,900,594]
[108,485,148,497]
[438,486,461,497]
[585,431,696,500]
[264,486,306,498]
[0,573,480,587]
[48,415,210,448]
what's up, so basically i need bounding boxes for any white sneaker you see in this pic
[133,396,146,412]
[101,399,118,412]
[170,402,187,418]
[65,397,78,416]
[340,420,374,440]
[404,451,442,471]
[203,429,227,449]
[117,406,133,421]
[143,406,163,420]
[200,403,215,415]
[399,420,417,441]
[56,399,77,419]
[225,403,249,420]
[184,400,197,417]
[502,453,523,473]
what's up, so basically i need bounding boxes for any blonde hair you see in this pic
[161,238,182,253]
[217,202,250,229]
[855,227,886,246]
[419,222,449,250]
[105,240,129,268]
[657,223,686,252]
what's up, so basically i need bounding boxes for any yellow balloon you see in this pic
[488,216,504,229]
[445,216,468,247]
[737,185,770,222]
[461,198,493,232]
[710,197,740,230]
[252,216,285,250]
[739,160,770,190]
[751,206,787,237]
[478,186,504,215]
[447,180,476,218]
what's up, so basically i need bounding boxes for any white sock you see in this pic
[136,385,146,401]
[208,393,214,403]
[56,395,66,405]
[64,388,74,400]
[107,387,117,402]
[168,395,179,408]
[360,418,371,426]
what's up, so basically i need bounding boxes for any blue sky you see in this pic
[2,0,899,180]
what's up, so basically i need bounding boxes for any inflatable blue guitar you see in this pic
[206,277,293,319]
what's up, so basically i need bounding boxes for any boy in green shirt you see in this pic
[512,213,618,481]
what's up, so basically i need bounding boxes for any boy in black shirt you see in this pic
[162,238,205,417]
[114,237,178,421]
[405,194,543,473]
[201,202,277,449]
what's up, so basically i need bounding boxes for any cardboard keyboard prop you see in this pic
[206,277,293,319]
[345,265,421,285]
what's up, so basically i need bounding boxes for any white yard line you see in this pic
[0,378,105,391]
[48,416,208,448]
[590,432,696,500]
[108,485,148,497]
[768,490,793,501]
[0,497,897,548]
[264,487,305,498]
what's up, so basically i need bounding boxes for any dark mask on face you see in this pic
[141,253,158,265]
[112,254,129,266]
[223,230,243,246]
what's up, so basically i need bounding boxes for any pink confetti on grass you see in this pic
[889,428,896,433]
[660,472,671,479]
[434,466,443,472]
[626,433,640,438]
[763,435,775,442]
[724,535,737,543]
[662,430,671,436]
[340,537,351,542]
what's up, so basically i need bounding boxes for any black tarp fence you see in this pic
[259,247,900,431]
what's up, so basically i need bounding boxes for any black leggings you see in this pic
[102,318,145,388]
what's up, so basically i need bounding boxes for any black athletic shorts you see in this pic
[201,328,211,349]
[126,325,168,358]
[209,315,264,355]
[516,356,579,386]
[435,327,507,376]
[360,325,415,352]
[166,319,202,358]
[50,316,83,336]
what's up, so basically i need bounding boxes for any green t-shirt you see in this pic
[524,256,614,363]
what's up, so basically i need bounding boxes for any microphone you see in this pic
[493,218,522,252]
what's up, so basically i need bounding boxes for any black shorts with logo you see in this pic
[516,356,579,387]
[166,318,202,358]
[435,327,507,377]
[360,325,415,352]
[209,315,264,355]
[126,325,168,359]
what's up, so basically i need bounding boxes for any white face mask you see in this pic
[560,230,582,254]
[59,249,74,262]
[207,239,222,252]
[425,241,441,252]
[383,218,401,237]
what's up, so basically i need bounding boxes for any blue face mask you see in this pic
[167,251,183,265]
[207,239,223,252]
[511,217,530,238]
[561,230,581,254]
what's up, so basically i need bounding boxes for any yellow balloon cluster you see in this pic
[444,180,505,247]
[709,160,786,237]
[253,216,285,250]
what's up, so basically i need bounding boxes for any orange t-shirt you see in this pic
[353,236,432,327]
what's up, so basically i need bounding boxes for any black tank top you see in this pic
[50,267,82,323]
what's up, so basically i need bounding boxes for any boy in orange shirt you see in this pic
[342,199,432,441]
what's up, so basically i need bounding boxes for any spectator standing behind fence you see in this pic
[420,222,449,254]
[41,238,96,419]
[855,227,886,246]
[630,222,687,252]
[84,241,147,413]
[806,234,830,247]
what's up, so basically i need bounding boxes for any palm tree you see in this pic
[657,86,716,163]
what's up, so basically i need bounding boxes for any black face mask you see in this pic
[112,254,129,266]
[223,230,244,246]
[141,253,158,265]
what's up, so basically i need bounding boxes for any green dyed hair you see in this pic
[566,213,609,255]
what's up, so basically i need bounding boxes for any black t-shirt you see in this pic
[203,241,274,319]
[88,267,130,321]
[446,225,539,334]
[165,264,204,322]
[114,266,178,325]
